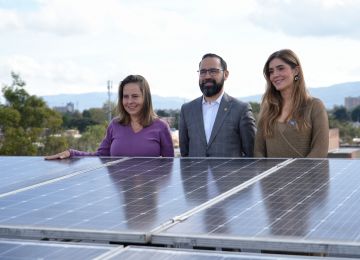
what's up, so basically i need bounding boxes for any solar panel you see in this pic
[2,156,360,258]
[101,246,349,260]
[0,156,122,196]
[0,157,284,243]
[0,238,118,259]
[153,159,360,257]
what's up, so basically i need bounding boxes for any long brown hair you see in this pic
[258,49,311,137]
[116,75,157,127]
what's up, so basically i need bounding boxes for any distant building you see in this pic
[328,128,360,158]
[64,129,81,138]
[345,96,360,110]
[53,102,75,113]
[328,128,340,152]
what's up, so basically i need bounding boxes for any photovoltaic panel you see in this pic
[0,157,285,243]
[0,238,118,259]
[153,159,360,257]
[100,246,350,260]
[0,156,122,195]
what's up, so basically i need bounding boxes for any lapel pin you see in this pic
[224,107,228,111]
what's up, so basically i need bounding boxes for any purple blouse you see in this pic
[70,119,174,157]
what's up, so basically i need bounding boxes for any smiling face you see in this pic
[122,82,144,119]
[198,56,228,98]
[268,58,299,94]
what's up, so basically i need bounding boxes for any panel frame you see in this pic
[152,232,360,257]
[0,225,150,244]
[96,245,353,260]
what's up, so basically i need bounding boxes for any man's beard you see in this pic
[199,77,224,97]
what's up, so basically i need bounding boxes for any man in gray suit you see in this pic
[179,53,256,157]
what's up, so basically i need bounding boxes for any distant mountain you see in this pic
[42,92,188,111]
[240,81,360,109]
[42,82,360,111]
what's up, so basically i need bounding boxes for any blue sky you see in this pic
[1,0,360,100]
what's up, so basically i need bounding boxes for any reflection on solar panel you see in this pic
[0,238,117,259]
[0,156,121,195]
[0,157,284,243]
[153,159,360,256]
[105,246,349,260]
[1,156,360,258]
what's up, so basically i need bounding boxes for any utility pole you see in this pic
[107,80,112,122]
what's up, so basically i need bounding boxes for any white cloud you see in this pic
[26,1,112,36]
[251,0,360,38]
[0,0,120,36]
[0,0,360,101]
[0,9,22,30]
[0,55,103,95]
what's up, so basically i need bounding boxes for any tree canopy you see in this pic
[0,72,63,155]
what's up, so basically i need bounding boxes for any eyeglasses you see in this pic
[197,68,223,77]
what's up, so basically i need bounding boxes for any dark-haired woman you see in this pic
[46,75,174,159]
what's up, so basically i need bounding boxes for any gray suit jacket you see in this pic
[179,93,256,157]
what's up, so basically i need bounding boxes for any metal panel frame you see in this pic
[0,225,150,244]
[152,233,360,257]
[96,245,352,260]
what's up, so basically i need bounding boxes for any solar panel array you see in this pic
[1,156,360,258]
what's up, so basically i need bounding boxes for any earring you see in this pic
[294,75,299,81]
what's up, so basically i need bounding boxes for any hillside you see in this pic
[240,82,360,109]
[42,93,188,111]
[42,81,360,111]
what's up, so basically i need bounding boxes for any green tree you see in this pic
[0,127,37,155]
[41,135,69,155]
[249,102,260,121]
[0,107,21,127]
[249,102,260,114]
[329,117,360,145]
[74,124,106,151]
[62,111,82,129]
[70,117,97,132]
[332,106,350,121]
[154,109,180,129]
[83,108,107,124]
[351,105,360,122]
[61,110,101,133]
[156,109,169,117]
[173,112,180,130]
[0,72,63,155]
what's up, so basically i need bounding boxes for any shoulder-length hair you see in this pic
[116,75,157,127]
[258,49,311,137]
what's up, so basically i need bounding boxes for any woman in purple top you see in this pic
[45,75,174,159]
